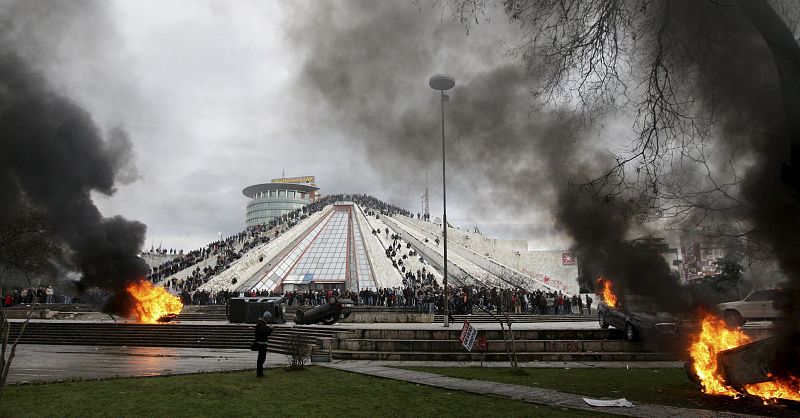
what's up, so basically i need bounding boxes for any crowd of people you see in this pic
[2,286,61,306]
[235,285,593,318]
[141,193,590,316]
[146,194,410,304]
[146,223,273,287]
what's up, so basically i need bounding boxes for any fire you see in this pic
[689,314,751,396]
[744,375,800,402]
[126,280,183,323]
[689,313,800,402]
[596,276,618,308]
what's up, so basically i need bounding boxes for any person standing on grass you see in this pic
[254,315,272,378]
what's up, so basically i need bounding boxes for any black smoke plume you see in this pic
[287,1,684,307]
[0,15,147,315]
[292,0,799,373]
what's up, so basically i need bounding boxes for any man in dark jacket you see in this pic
[254,315,272,377]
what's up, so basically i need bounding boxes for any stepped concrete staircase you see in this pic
[390,215,564,293]
[433,312,597,323]
[175,304,229,321]
[330,327,683,362]
[6,303,681,362]
[7,321,346,357]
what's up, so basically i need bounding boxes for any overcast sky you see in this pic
[7,0,617,251]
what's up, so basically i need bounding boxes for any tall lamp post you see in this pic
[430,74,455,328]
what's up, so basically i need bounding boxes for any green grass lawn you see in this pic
[1,367,615,418]
[398,367,791,416]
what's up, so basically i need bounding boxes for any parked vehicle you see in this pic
[295,297,354,325]
[717,289,785,326]
[598,295,680,341]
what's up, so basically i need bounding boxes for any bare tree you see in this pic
[0,205,59,398]
[451,0,800,379]
[474,303,520,373]
[284,333,311,371]
[443,1,800,282]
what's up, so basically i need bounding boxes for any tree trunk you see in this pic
[738,0,800,140]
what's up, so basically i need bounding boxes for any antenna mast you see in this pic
[424,170,430,221]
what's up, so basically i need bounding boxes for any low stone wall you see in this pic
[4,309,54,319]
[342,312,433,323]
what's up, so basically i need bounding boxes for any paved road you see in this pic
[6,344,288,384]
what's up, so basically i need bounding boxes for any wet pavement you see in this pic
[7,344,288,384]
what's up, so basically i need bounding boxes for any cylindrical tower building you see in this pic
[242,176,319,226]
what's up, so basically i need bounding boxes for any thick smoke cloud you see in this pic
[0,1,147,315]
[287,1,682,307]
[284,1,546,223]
[632,1,800,374]
[287,0,800,336]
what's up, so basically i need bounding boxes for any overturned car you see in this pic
[294,297,354,325]
[598,295,680,341]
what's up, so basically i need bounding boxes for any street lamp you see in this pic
[430,74,455,328]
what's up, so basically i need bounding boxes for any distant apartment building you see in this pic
[679,232,728,282]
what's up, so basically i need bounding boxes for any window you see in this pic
[748,290,778,301]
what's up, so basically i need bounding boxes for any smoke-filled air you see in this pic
[0,0,148,316]
[1,0,800,399]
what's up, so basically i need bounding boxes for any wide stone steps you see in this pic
[335,339,643,353]
[329,326,681,361]
[329,350,677,362]
[175,313,229,321]
[7,322,344,355]
[434,314,597,323]
[348,328,625,340]
[175,304,227,321]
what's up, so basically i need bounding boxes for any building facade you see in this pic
[247,202,376,292]
[242,176,319,226]
[679,232,728,282]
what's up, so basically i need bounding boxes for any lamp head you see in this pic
[429,74,455,91]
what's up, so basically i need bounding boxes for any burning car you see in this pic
[717,288,785,327]
[598,294,680,341]
[294,297,354,325]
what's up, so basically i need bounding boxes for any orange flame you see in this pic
[689,314,751,396]
[126,280,183,323]
[596,277,618,308]
[689,313,800,401]
[744,376,800,402]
